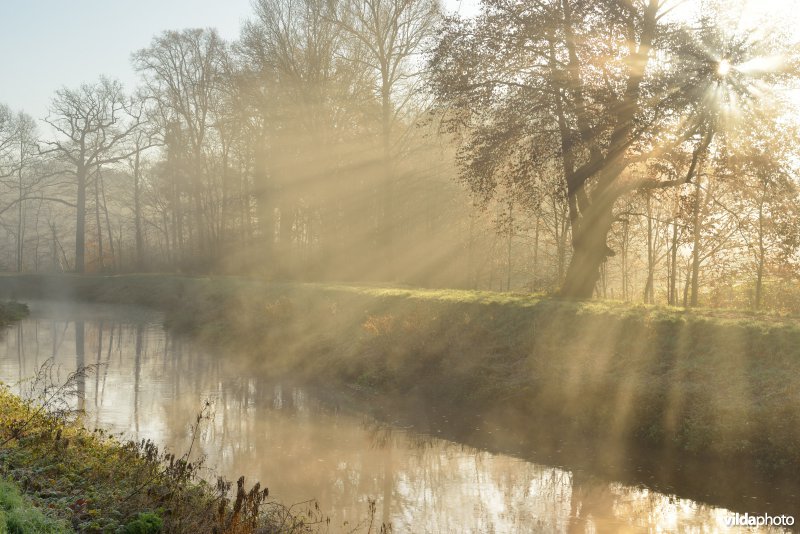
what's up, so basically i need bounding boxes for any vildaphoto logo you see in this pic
[723,513,795,527]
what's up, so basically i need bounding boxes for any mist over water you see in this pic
[0,300,787,533]
[2,0,800,531]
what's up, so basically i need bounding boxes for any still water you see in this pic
[0,301,789,533]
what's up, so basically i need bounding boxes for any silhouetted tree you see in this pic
[134,29,230,267]
[430,1,795,298]
[42,78,141,273]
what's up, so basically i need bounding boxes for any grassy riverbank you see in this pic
[2,274,800,475]
[0,384,318,533]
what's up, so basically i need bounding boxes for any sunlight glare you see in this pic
[736,55,786,75]
[717,59,732,77]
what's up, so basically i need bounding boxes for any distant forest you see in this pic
[1,0,799,310]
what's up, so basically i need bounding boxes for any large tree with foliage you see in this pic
[430,0,793,298]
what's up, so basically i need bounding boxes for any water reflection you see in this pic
[0,301,789,533]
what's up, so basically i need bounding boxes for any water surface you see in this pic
[0,301,790,533]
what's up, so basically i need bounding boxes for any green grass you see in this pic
[1,274,800,473]
[1,272,799,326]
[0,477,69,533]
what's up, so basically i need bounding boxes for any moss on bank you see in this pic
[1,274,799,474]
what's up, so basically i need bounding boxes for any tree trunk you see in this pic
[554,0,659,300]
[50,223,59,272]
[755,180,767,310]
[16,150,24,272]
[621,217,630,301]
[644,192,655,304]
[532,214,540,289]
[94,170,104,271]
[506,202,513,291]
[278,202,295,275]
[467,208,477,289]
[100,173,116,271]
[683,260,691,307]
[75,164,87,273]
[255,141,274,268]
[755,246,765,310]
[560,202,615,299]
[669,220,679,305]
[133,150,144,270]
[380,75,394,279]
[193,182,205,258]
[689,177,703,307]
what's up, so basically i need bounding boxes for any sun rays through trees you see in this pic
[430,0,800,300]
[0,0,798,307]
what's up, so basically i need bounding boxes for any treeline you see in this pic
[1,0,799,310]
[1,0,471,286]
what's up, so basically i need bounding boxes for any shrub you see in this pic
[123,511,163,534]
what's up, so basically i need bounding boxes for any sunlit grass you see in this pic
[1,273,800,475]
[4,271,800,326]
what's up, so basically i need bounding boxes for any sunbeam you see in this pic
[1,0,800,532]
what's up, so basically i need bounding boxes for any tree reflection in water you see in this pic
[0,301,789,533]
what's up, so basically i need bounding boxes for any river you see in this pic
[0,300,792,533]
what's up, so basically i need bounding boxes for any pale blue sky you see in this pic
[1,0,473,122]
[0,0,253,120]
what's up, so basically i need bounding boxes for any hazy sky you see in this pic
[2,0,795,122]
[0,0,252,120]
[0,0,475,122]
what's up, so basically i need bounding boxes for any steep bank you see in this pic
[1,274,799,478]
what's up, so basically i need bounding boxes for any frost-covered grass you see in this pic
[0,385,319,533]
[0,476,69,533]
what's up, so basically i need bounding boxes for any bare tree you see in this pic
[10,112,39,271]
[0,105,16,168]
[239,0,376,275]
[133,29,230,263]
[335,0,439,270]
[42,78,141,272]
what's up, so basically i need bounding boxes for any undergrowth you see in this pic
[0,476,69,533]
